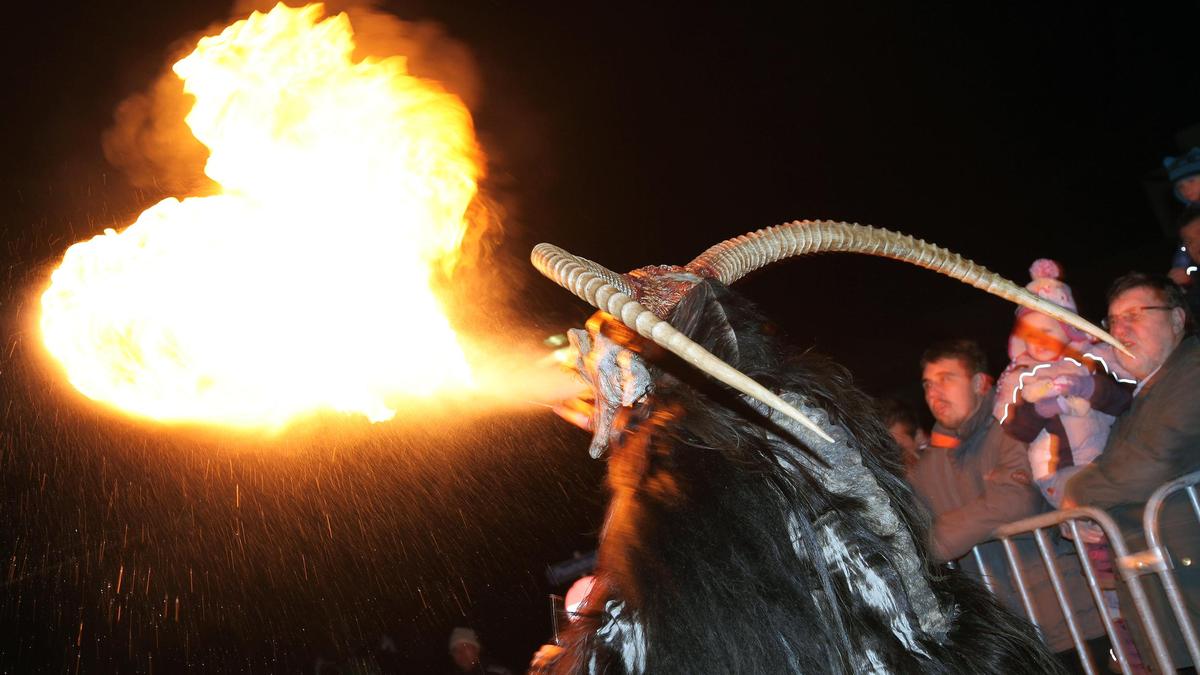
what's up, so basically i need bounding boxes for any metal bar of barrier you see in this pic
[1066,520,1134,675]
[1188,485,1200,526]
[1000,537,1041,633]
[971,546,996,595]
[1143,469,1200,667]
[993,507,1177,673]
[1032,527,1096,674]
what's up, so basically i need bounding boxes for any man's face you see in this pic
[1109,287,1186,380]
[1181,218,1200,266]
[922,357,987,431]
[451,643,480,671]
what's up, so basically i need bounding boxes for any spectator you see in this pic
[1170,205,1200,319]
[1064,273,1200,669]
[1164,148,1200,282]
[1166,148,1200,205]
[993,260,1145,669]
[448,627,512,675]
[878,397,928,468]
[908,339,1106,665]
[993,259,1133,509]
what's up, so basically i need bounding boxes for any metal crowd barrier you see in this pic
[986,507,1169,674]
[968,470,1200,675]
[1142,469,1200,667]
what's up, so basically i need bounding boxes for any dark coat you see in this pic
[910,392,1105,653]
[1066,334,1200,669]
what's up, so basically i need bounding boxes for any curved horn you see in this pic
[687,220,1129,356]
[543,250,638,298]
[532,243,835,443]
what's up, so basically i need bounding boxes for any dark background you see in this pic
[2,1,1199,672]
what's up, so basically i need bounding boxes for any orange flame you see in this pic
[40,3,483,429]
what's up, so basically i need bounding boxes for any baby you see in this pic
[993,259,1133,510]
[992,259,1141,667]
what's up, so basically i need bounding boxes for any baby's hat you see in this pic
[1021,258,1077,313]
[1010,259,1091,356]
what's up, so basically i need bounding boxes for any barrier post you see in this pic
[1142,470,1200,667]
[985,507,1178,673]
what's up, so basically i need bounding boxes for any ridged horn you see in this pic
[687,220,1130,356]
[532,243,835,443]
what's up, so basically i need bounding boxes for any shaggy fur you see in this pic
[553,280,1064,674]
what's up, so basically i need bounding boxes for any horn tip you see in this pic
[1113,340,1134,358]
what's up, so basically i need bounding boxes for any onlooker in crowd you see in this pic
[879,397,928,468]
[994,259,1132,508]
[1166,148,1200,205]
[1169,205,1200,319]
[908,339,1106,667]
[1164,148,1200,283]
[448,627,512,675]
[993,260,1144,669]
[1064,273,1200,670]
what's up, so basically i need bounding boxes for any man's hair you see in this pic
[1107,272,1194,333]
[919,339,989,376]
[877,397,918,430]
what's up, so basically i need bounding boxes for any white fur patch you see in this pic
[808,517,927,661]
[594,599,646,674]
[862,648,891,674]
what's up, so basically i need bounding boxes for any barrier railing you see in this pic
[1142,469,1200,667]
[975,507,1175,674]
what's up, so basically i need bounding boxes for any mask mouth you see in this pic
[558,317,658,458]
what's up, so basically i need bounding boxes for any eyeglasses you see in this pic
[1101,305,1175,330]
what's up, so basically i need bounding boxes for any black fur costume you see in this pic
[552,280,1064,674]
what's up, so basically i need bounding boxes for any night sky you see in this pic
[2,1,1199,672]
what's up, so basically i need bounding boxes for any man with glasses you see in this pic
[1065,273,1200,669]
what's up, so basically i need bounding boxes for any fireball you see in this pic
[40,3,483,429]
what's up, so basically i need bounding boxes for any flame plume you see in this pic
[40,3,484,429]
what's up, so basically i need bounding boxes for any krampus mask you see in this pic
[531,221,1119,673]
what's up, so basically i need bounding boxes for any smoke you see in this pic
[100,39,214,197]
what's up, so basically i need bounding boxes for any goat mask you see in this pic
[533,220,1123,450]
